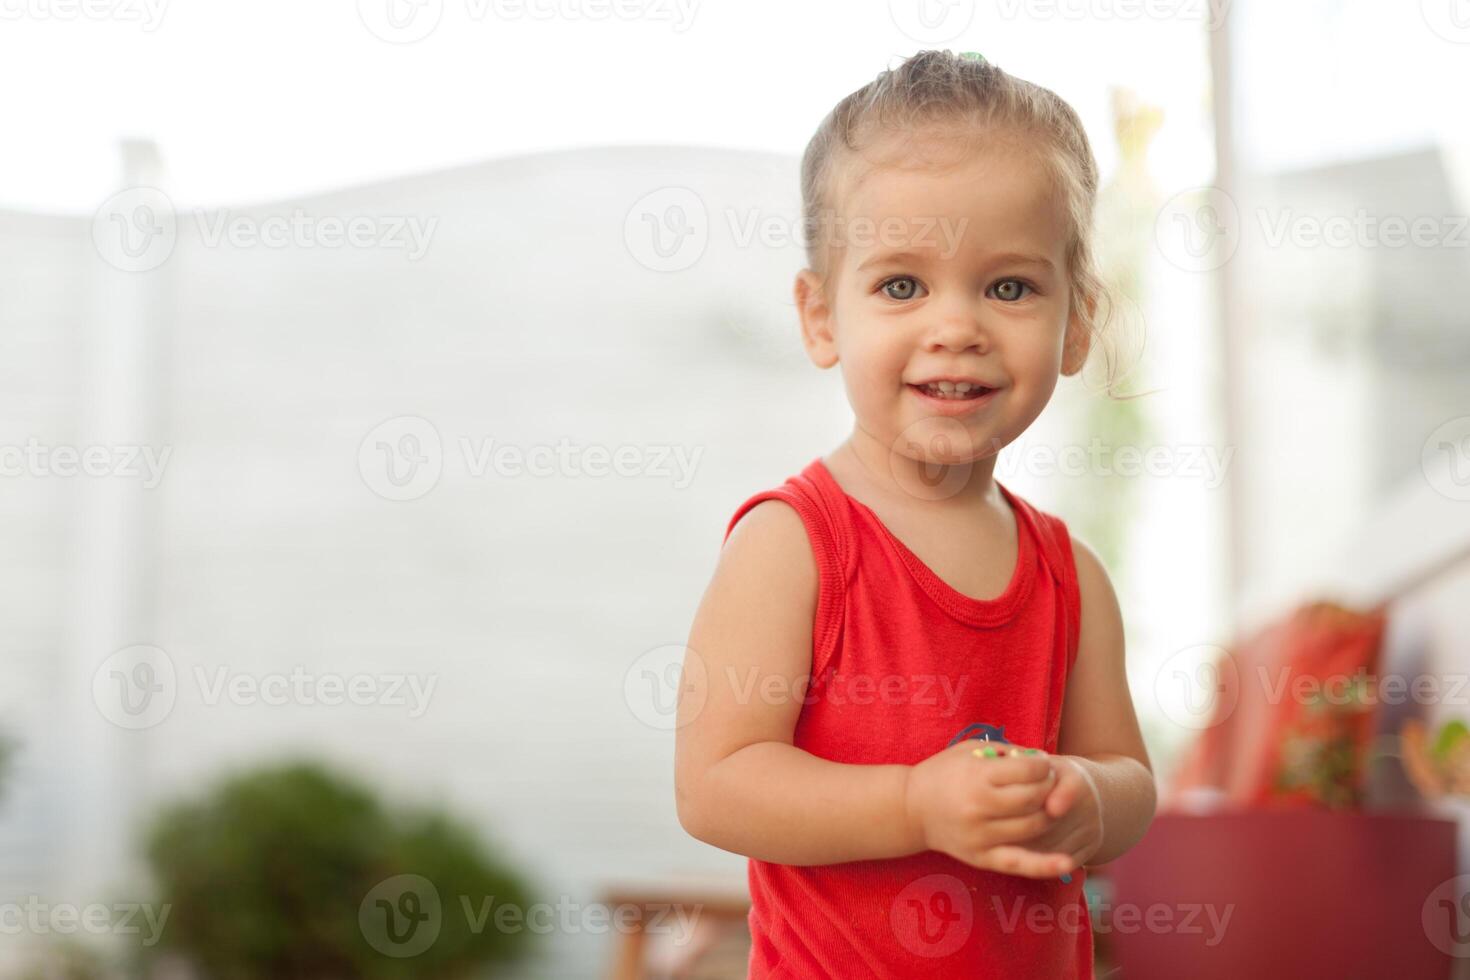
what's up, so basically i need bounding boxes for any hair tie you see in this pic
[959,51,989,65]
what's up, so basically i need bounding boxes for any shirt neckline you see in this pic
[807,456,1037,627]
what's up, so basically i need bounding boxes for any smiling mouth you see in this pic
[909,381,995,401]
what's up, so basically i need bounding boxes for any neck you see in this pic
[839,422,1001,509]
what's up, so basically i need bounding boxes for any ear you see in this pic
[1060,292,1096,377]
[794,268,839,369]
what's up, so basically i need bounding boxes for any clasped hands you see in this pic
[903,740,1103,879]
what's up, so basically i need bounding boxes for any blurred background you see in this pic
[3,0,1470,977]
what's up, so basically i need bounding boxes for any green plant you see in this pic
[140,760,537,979]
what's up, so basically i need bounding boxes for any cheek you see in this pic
[1011,322,1069,377]
[836,319,905,384]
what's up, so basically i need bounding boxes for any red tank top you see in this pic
[723,457,1092,979]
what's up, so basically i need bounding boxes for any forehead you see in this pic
[830,134,1068,265]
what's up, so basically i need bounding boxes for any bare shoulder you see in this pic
[676,498,819,792]
[1068,535,1120,614]
[721,498,816,579]
[694,497,817,659]
[1067,534,1125,664]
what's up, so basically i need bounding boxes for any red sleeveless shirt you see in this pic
[723,457,1092,979]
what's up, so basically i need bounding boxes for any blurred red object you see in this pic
[1108,810,1457,979]
[1164,600,1388,809]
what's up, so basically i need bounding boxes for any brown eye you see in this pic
[991,279,1031,302]
[880,276,923,300]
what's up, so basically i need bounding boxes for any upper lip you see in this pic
[908,376,1002,388]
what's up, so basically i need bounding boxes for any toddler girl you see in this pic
[674,49,1156,979]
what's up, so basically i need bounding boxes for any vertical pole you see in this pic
[1209,9,1245,618]
[61,139,170,905]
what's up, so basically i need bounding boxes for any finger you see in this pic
[979,845,1076,880]
[980,808,1054,845]
[983,777,1056,817]
[1010,823,1066,855]
[982,756,1055,787]
[991,813,1082,866]
[1044,771,1083,818]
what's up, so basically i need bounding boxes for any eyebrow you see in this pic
[856,249,1056,273]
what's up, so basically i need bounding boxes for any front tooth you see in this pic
[955,382,973,394]
[936,381,955,393]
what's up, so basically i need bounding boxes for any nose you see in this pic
[923,298,989,354]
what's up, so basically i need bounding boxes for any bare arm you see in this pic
[673,500,923,866]
[1046,537,1158,866]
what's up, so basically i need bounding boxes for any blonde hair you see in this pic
[800,49,1135,396]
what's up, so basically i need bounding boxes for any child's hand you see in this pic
[904,741,1078,880]
[1010,755,1104,870]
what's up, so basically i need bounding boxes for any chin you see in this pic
[886,414,995,466]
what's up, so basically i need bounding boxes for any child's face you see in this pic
[797,133,1088,467]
